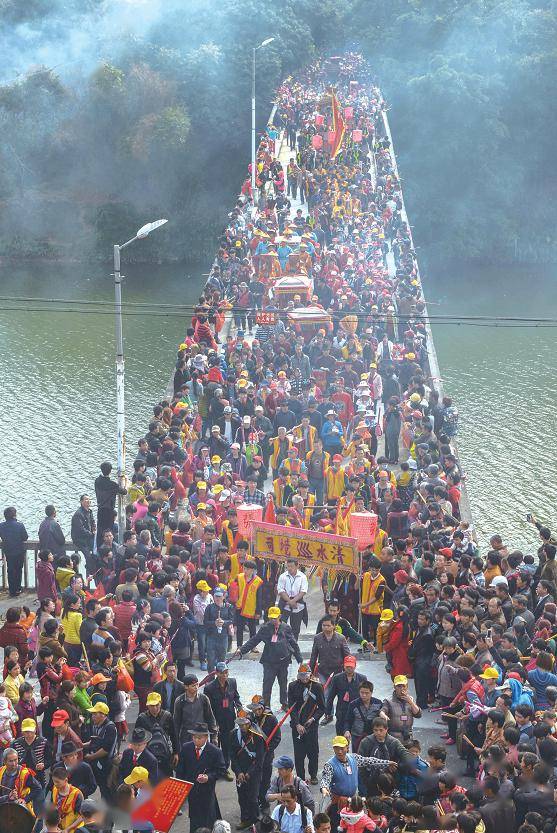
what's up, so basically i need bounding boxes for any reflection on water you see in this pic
[0,261,204,534]
[0,258,555,554]
[426,261,557,550]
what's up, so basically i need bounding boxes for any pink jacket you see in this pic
[340,811,377,833]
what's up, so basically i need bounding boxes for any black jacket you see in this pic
[408,627,435,665]
[71,507,95,549]
[204,602,236,637]
[135,708,177,755]
[0,519,28,557]
[288,679,325,729]
[240,620,302,667]
[119,747,159,785]
[94,474,122,510]
[480,798,516,833]
[68,761,97,798]
[153,678,185,715]
[204,677,241,729]
[229,728,266,776]
[325,671,367,720]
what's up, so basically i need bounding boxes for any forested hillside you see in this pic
[0,0,556,263]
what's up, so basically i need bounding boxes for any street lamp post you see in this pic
[113,218,168,543]
[251,37,275,199]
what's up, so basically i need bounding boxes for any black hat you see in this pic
[61,741,78,756]
[188,722,210,735]
[131,727,152,744]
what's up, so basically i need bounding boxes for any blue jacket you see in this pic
[0,518,28,556]
[399,755,429,799]
[321,419,343,451]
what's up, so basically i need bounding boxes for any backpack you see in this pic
[278,793,307,829]
[148,727,172,763]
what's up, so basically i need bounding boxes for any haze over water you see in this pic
[0,259,555,555]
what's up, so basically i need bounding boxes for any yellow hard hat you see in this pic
[267,606,281,619]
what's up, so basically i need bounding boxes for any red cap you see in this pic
[332,454,343,462]
[51,709,70,727]
[343,655,357,667]
[439,547,453,558]
[394,569,409,584]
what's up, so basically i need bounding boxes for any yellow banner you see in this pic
[252,521,360,573]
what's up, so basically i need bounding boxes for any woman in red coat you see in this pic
[384,607,413,679]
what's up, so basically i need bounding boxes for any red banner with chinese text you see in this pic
[131,777,193,833]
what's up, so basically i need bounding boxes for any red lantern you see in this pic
[312,134,323,150]
[352,129,363,143]
[350,512,378,550]
[237,504,263,536]
[344,106,354,120]
[315,113,324,126]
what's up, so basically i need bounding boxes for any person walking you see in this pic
[176,722,226,833]
[233,607,303,709]
[287,664,325,785]
[230,711,267,830]
[323,655,366,733]
[309,616,350,683]
[173,674,218,747]
[204,586,235,672]
[204,663,241,779]
[0,507,28,597]
[276,558,308,640]
[246,696,282,811]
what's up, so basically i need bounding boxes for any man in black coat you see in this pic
[134,692,177,776]
[407,610,436,708]
[323,655,367,733]
[246,697,281,810]
[61,742,97,798]
[153,661,185,714]
[0,506,28,597]
[71,495,96,574]
[233,607,303,709]
[230,712,266,829]
[176,722,226,833]
[288,665,325,784]
[204,663,241,777]
[94,462,126,547]
[118,727,159,786]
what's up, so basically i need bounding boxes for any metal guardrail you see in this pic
[0,542,80,593]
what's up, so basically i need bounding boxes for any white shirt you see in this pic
[272,803,314,833]
[276,570,308,614]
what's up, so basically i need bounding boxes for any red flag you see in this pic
[263,494,276,524]
[330,90,345,159]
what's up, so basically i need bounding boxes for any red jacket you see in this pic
[0,621,29,663]
[112,601,136,642]
[384,620,412,678]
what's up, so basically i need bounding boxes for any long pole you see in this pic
[251,46,256,199]
[113,243,126,544]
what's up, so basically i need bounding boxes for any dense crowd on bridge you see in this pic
[0,52,557,833]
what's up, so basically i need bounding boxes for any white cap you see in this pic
[490,576,509,588]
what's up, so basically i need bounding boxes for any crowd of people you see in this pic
[0,52,556,833]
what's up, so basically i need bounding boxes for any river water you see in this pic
[0,258,555,552]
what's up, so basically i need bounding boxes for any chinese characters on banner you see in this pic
[131,777,193,832]
[255,311,278,325]
[252,521,360,574]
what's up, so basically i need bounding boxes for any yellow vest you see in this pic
[361,573,386,614]
[53,784,84,830]
[236,573,263,618]
[373,528,388,557]
[325,467,345,500]
[0,765,33,812]
[221,521,243,554]
[270,437,292,470]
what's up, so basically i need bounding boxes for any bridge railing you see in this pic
[0,542,80,594]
